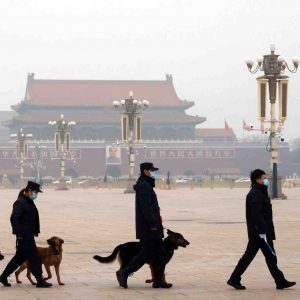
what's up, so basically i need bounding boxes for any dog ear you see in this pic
[167,229,174,235]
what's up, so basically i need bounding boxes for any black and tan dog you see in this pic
[0,252,4,261]
[15,236,64,286]
[93,229,190,284]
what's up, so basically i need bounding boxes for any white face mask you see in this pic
[30,192,38,200]
[150,171,157,179]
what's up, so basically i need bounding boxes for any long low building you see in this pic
[0,139,292,181]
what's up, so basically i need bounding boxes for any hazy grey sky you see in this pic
[0,0,299,139]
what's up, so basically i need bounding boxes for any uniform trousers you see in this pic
[123,238,166,280]
[230,237,285,285]
[1,237,43,280]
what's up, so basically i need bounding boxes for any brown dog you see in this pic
[0,252,4,261]
[15,236,64,285]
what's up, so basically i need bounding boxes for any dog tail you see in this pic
[93,245,120,263]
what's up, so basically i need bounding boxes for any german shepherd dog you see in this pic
[15,236,65,286]
[0,252,4,261]
[93,229,190,284]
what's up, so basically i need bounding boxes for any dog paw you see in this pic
[16,281,22,284]
[59,282,65,286]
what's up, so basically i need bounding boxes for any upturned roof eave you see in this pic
[13,101,193,109]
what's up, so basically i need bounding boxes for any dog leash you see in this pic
[163,227,172,232]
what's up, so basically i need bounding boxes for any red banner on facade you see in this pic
[144,149,236,159]
[0,149,81,160]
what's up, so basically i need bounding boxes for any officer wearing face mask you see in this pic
[0,181,52,288]
[227,169,296,290]
[116,162,172,289]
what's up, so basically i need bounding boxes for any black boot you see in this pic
[116,270,128,289]
[0,275,11,287]
[276,281,296,290]
[152,265,172,289]
[152,281,173,288]
[36,278,52,288]
[227,279,246,290]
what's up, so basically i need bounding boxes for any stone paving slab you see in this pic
[0,187,299,299]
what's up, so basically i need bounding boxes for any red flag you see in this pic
[225,120,230,131]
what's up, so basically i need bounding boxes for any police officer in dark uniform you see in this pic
[116,162,172,289]
[227,169,296,290]
[0,181,52,288]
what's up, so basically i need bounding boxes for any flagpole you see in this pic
[242,119,245,139]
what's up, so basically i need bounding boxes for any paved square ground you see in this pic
[0,187,299,299]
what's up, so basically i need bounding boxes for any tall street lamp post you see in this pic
[33,142,46,184]
[245,45,299,199]
[48,114,76,190]
[113,91,149,193]
[10,128,33,186]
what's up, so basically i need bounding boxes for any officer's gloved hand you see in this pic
[259,234,267,243]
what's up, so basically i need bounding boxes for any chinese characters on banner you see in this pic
[0,149,81,160]
[0,148,235,161]
[144,149,236,159]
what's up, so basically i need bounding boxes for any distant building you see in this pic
[0,73,296,180]
[5,73,205,140]
[0,111,17,140]
[195,127,236,143]
[0,139,292,180]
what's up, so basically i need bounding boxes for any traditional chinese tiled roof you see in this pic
[18,73,194,108]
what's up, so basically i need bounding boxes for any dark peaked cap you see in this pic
[140,162,159,173]
[26,181,43,193]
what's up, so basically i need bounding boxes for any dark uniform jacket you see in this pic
[133,174,164,240]
[10,194,40,239]
[246,182,275,240]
